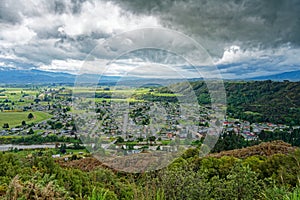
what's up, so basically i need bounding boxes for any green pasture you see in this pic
[151,92,182,97]
[0,87,39,107]
[86,97,144,103]
[0,111,52,129]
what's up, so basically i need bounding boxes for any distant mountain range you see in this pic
[0,68,121,85]
[0,68,74,84]
[0,68,299,85]
[248,70,300,81]
[0,68,200,86]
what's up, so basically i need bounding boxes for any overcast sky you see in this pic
[0,0,300,79]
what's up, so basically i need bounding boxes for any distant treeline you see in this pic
[212,128,300,153]
[0,134,80,145]
[158,80,300,125]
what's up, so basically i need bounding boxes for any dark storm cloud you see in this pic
[109,0,300,55]
[0,1,25,24]
[52,0,88,14]
[0,0,88,25]
[70,0,88,14]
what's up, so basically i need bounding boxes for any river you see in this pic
[0,144,56,151]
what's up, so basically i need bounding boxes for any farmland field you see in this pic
[0,111,52,129]
[91,97,144,103]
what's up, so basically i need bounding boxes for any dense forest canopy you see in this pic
[157,80,300,125]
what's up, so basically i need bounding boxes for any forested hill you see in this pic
[160,80,300,125]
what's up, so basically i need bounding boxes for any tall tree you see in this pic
[27,113,34,120]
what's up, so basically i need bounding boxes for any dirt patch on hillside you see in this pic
[209,140,297,158]
[56,152,179,173]
[57,141,297,172]
[56,157,108,171]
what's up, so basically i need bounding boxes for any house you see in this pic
[166,133,173,139]
[52,154,61,158]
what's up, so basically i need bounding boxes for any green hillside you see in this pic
[161,80,300,125]
[224,81,300,125]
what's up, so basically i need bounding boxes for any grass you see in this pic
[89,98,144,103]
[0,87,38,107]
[161,140,171,145]
[151,92,183,97]
[66,149,89,154]
[244,111,262,116]
[70,109,87,114]
[0,135,23,139]
[0,111,52,129]
[73,87,151,94]
[73,87,183,101]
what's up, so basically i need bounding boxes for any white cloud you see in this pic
[3,0,160,41]
[215,44,300,67]
[214,44,300,79]
[59,1,159,36]
[0,24,36,47]
[39,59,84,74]
[0,0,161,71]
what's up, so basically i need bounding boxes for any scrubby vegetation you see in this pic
[1,142,300,200]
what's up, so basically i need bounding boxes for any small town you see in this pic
[1,86,299,158]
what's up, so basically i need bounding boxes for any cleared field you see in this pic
[0,111,52,129]
[92,98,144,103]
[151,92,182,97]
[79,97,144,103]
[73,87,151,94]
